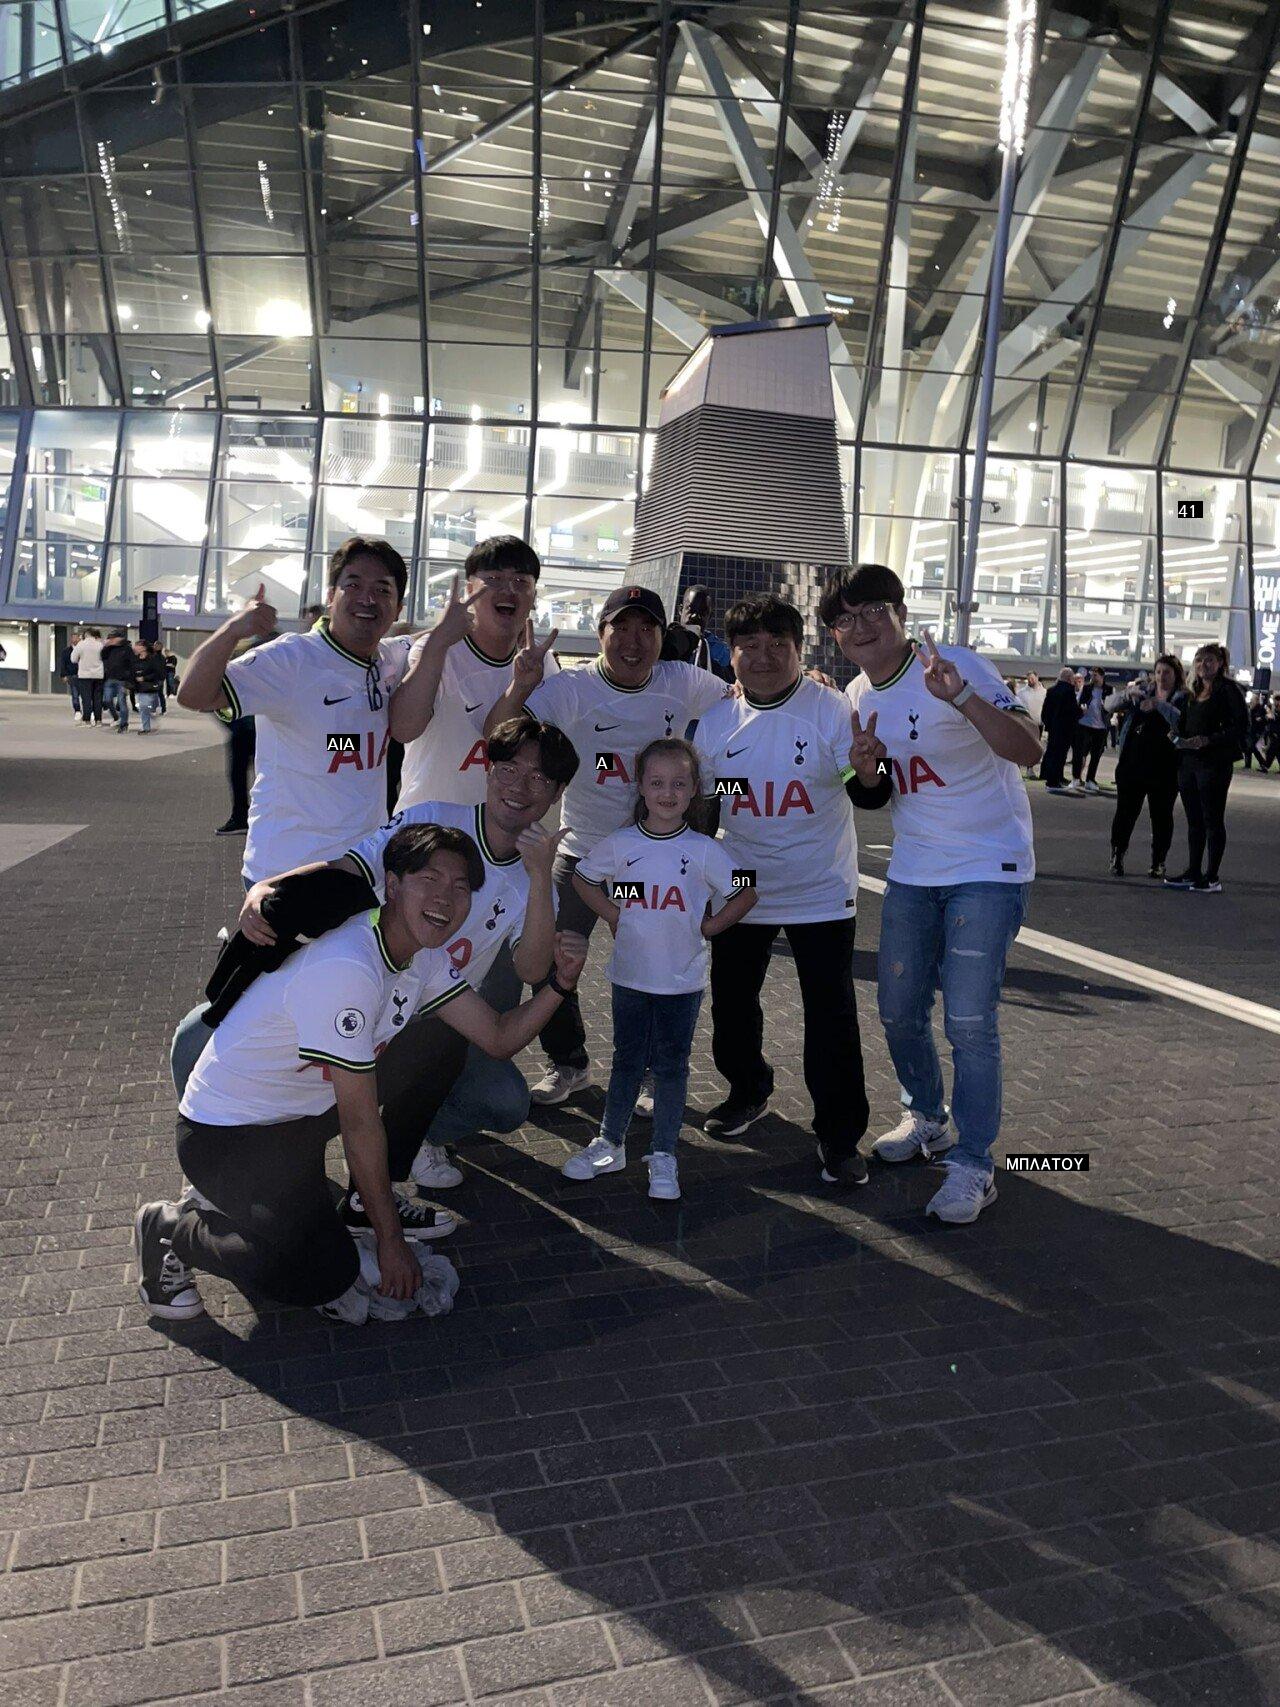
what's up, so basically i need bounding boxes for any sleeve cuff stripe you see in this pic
[839,765,856,783]
[298,1049,376,1071]
[219,674,243,721]
[417,981,469,1015]
[347,850,378,887]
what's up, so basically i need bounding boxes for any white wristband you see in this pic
[952,680,975,709]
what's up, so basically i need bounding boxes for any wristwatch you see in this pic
[548,971,576,998]
[952,680,975,709]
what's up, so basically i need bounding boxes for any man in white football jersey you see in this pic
[828,564,1041,1225]
[394,535,559,811]
[693,593,891,1186]
[485,585,731,1106]
[135,823,588,1324]
[233,717,580,1190]
[178,537,438,887]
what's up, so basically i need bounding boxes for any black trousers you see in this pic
[709,916,868,1157]
[1178,758,1233,881]
[1110,767,1177,864]
[1072,726,1107,783]
[172,1008,468,1308]
[1040,723,1074,787]
[79,679,104,723]
[539,851,599,1070]
[226,716,255,825]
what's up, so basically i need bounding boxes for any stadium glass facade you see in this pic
[0,0,1279,681]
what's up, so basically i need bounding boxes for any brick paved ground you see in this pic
[3,704,1280,1706]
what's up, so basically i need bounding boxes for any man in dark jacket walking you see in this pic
[101,630,135,734]
[1040,667,1081,791]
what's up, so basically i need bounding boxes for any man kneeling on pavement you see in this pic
[139,808,586,1324]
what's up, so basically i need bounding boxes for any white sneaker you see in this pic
[634,1074,655,1119]
[1084,780,1100,795]
[926,1160,997,1225]
[317,1280,371,1326]
[647,1153,680,1200]
[530,1063,592,1106]
[561,1137,625,1180]
[871,1109,955,1164]
[410,1142,463,1190]
[1066,779,1086,795]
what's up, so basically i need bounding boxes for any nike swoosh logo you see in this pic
[323,694,351,705]
[726,745,747,757]
[625,857,641,867]
[464,702,482,714]
[594,723,619,732]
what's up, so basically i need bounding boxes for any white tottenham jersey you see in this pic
[396,636,560,810]
[577,822,738,995]
[694,676,859,925]
[347,799,547,986]
[845,644,1035,887]
[220,622,411,885]
[181,911,466,1127]
[526,659,730,857]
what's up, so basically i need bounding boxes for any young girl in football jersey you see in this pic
[563,738,756,1200]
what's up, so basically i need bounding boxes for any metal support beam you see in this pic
[598,268,705,348]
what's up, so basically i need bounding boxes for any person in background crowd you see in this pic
[829,564,1040,1226]
[59,629,82,719]
[693,592,891,1186]
[1016,672,1046,726]
[1068,665,1108,794]
[71,626,106,726]
[1245,692,1269,770]
[487,584,730,1110]
[132,640,168,736]
[676,585,734,681]
[1040,667,1080,791]
[565,738,757,1201]
[1165,642,1248,895]
[1105,655,1186,879]
[101,629,135,734]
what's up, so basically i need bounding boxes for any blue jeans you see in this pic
[600,984,702,1155]
[171,1003,211,1098]
[877,880,1028,1176]
[137,690,162,732]
[426,949,530,1148]
[104,680,129,730]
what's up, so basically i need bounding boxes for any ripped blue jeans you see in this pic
[877,880,1029,1176]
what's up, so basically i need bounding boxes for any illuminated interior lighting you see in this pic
[999,0,1037,156]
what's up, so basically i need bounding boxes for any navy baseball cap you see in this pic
[598,585,668,632]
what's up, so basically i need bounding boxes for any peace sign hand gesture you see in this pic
[431,573,487,649]
[914,629,965,703]
[849,707,888,785]
[513,618,559,693]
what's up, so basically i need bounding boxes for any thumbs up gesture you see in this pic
[232,583,276,642]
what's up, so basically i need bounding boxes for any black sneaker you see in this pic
[341,1188,457,1243]
[1109,849,1125,877]
[703,1097,769,1138]
[1149,862,1165,880]
[1163,870,1198,889]
[817,1144,869,1188]
[1191,877,1223,894]
[215,819,248,836]
[134,1201,205,1320]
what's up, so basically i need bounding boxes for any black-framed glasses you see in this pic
[831,603,888,632]
[490,760,555,793]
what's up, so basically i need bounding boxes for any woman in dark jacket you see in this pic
[1165,643,1248,894]
[1105,655,1185,879]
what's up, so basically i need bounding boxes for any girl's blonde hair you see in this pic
[632,737,712,832]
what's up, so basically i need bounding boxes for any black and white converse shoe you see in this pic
[341,1188,457,1243]
[134,1201,205,1320]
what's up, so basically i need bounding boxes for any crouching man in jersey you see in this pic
[233,716,579,1192]
[135,824,587,1324]
[827,565,1041,1224]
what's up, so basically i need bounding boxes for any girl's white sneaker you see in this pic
[561,1137,625,1180]
[647,1153,680,1200]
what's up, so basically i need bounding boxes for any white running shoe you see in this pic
[410,1142,464,1190]
[530,1063,592,1106]
[561,1137,625,1180]
[634,1074,655,1119]
[647,1153,680,1200]
[1066,779,1086,795]
[871,1109,955,1164]
[926,1160,997,1225]
[1084,780,1100,795]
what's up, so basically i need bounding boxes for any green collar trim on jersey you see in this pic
[638,820,689,841]
[868,642,918,692]
[743,673,803,711]
[313,616,378,670]
[474,804,521,867]
[596,657,652,694]
[464,634,517,667]
[369,907,411,973]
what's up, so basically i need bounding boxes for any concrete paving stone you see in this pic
[157,1491,290,1548]
[438,1528,578,1589]
[552,1658,713,1706]
[88,1465,223,1516]
[64,1638,223,1707]
[223,1517,363,1581]
[12,1509,153,1570]
[521,1559,659,1627]
[226,1609,379,1685]
[0,1666,64,1707]
[935,1640,1100,1705]
[461,1620,615,1697]
[150,1573,298,1643]
[379,1583,525,1654]
[77,1543,224,1605]
[301,1548,444,1616]
[0,1599,148,1669]
[308,1651,467,1707]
